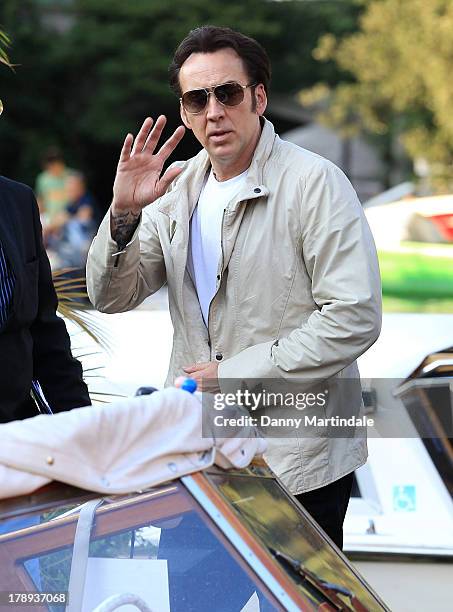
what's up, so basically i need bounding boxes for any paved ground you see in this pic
[353,560,452,611]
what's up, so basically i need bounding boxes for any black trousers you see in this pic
[295,471,354,550]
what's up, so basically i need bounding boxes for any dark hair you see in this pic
[42,146,64,166]
[169,25,271,97]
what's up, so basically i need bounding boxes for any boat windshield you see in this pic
[0,482,280,612]
[208,468,386,611]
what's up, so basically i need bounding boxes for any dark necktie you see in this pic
[0,243,15,328]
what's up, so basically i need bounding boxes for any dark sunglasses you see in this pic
[180,81,256,114]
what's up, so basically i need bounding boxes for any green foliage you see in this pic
[303,0,453,186]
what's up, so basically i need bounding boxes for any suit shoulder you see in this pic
[0,176,35,201]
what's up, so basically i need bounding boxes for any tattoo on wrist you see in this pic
[111,210,141,247]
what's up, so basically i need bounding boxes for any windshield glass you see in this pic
[0,483,280,612]
[397,378,453,496]
[208,471,384,610]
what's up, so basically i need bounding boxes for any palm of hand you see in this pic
[112,116,185,214]
[114,152,164,211]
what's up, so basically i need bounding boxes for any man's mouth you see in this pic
[208,130,231,142]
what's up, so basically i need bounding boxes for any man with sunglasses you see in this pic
[87,26,381,549]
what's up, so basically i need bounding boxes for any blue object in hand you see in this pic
[181,378,197,393]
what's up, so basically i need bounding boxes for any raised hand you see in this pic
[110,116,185,246]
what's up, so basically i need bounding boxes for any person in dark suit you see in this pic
[0,175,91,422]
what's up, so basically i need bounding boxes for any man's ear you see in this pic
[180,102,192,130]
[255,84,267,117]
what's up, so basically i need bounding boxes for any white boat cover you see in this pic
[0,388,266,500]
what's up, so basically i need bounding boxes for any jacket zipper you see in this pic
[206,208,226,354]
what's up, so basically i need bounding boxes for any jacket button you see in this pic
[254,188,261,194]
[215,353,223,361]
[216,274,221,281]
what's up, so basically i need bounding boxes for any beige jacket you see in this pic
[86,118,382,494]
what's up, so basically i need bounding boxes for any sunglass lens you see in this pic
[182,82,247,113]
[215,83,244,106]
[182,89,208,113]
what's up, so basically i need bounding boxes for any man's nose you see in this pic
[206,92,225,121]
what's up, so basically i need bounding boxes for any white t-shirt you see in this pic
[189,168,248,326]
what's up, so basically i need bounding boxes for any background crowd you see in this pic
[35,147,98,269]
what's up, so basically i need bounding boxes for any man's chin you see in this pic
[207,143,237,161]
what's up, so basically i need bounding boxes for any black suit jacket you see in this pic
[0,176,91,422]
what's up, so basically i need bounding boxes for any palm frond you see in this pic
[89,393,123,404]
[53,268,125,403]
[0,28,14,69]
[53,269,112,352]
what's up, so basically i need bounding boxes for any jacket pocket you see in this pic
[25,253,38,265]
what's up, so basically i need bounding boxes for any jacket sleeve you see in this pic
[218,162,382,385]
[29,191,91,411]
[86,204,166,314]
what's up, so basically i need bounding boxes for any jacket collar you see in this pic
[244,116,276,187]
[158,117,276,221]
